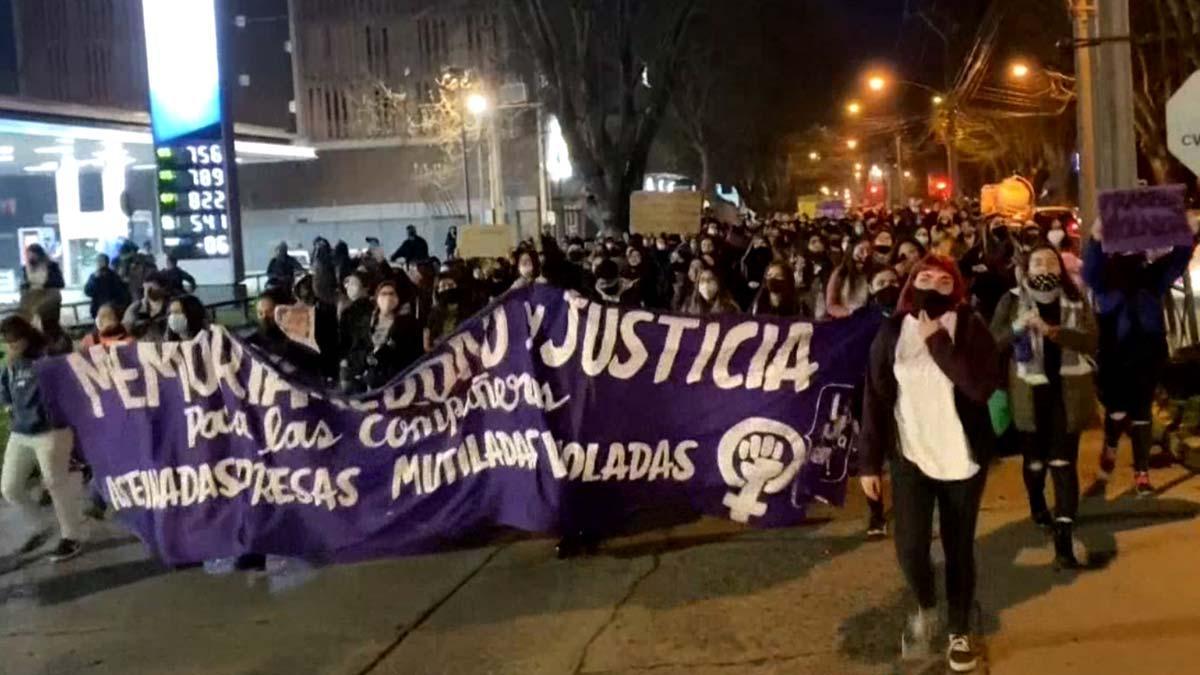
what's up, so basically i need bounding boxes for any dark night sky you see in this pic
[0,0,16,94]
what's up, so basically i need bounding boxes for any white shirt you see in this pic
[893,312,979,481]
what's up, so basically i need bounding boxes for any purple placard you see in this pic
[1099,184,1193,254]
[36,286,881,565]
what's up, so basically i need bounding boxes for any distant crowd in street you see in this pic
[2,199,1197,673]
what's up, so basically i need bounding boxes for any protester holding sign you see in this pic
[860,255,1002,673]
[1083,220,1193,497]
[991,245,1097,568]
[0,315,86,562]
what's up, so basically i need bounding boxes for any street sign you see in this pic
[1168,71,1200,177]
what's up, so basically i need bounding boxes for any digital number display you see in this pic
[156,143,232,259]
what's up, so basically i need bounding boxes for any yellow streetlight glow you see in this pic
[867,76,887,92]
[846,139,858,150]
[932,95,944,105]
[903,170,913,179]
[820,186,831,196]
[465,93,490,115]
[854,162,863,171]
[846,101,862,115]
[809,151,820,161]
[1010,62,1031,79]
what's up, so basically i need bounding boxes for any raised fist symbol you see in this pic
[738,434,786,482]
[718,418,806,524]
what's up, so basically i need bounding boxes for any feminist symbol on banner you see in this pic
[718,418,807,523]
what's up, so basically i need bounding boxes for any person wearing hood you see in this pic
[669,249,697,311]
[19,243,66,320]
[310,237,340,306]
[338,272,374,362]
[891,238,927,281]
[592,258,639,306]
[860,254,1002,672]
[623,245,662,308]
[991,244,1096,568]
[266,242,304,291]
[683,265,740,315]
[122,272,171,341]
[84,253,130,319]
[1083,221,1193,497]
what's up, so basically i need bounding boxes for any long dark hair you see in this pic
[0,315,47,357]
[1023,244,1083,302]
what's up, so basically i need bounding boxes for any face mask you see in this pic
[872,286,901,312]
[911,288,955,319]
[1027,273,1061,293]
[766,278,788,295]
[167,314,190,337]
[1047,230,1066,247]
[437,288,461,305]
[874,245,892,255]
[698,282,718,301]
[914,233,930,246]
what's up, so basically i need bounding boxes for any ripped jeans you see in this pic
[1021,429,1082,523]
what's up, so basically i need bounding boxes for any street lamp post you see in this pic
[460,93,490,225]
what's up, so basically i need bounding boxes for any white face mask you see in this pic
[167,313,189,337]
[698,281,718,301]
[1047,230,1066,247]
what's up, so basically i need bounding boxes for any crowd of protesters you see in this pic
[0,203,1195,672]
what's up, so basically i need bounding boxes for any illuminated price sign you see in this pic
[142,0,241,269]
[156,144,232,258]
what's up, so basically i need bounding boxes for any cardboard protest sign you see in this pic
[457,224,516,259]
[1099,185,1193,254]
[38,285,879,565]
[712,200,740,226]
[275,304,318,352]
[630,191,704,236]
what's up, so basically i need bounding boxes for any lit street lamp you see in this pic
[846,101,862,116]
[932,95,944,105]
[809,151,821,162]
[1010,61,1031,79]
[867,75,887,92]
[846,139,858,150]
[461,93,491,224]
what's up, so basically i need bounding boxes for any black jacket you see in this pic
[860,307,1003,477]
[391,236,429,263]
[84,268,131,317]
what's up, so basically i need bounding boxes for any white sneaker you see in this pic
[901,608,938,660]
[947,634,979,672]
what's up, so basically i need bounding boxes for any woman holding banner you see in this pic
[860,254,1002,673]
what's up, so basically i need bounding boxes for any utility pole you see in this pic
[461,123,473,225]
[487,114,506,225]
[946,102,961,201]
[894,132,905,206]
[1070,0,1138,235]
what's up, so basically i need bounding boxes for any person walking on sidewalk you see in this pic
[1082,222,1193,497]
[991,245,1097,568]
[860,254,1003,673]
[0,315,86,562]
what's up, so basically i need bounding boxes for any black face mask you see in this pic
[872,286,901,312]
[438,288,462,305]
[911,288,955,319]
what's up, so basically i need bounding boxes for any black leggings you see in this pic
[1021,431,1081,522]
[891,457,988,635]
[1100,353,1161,473]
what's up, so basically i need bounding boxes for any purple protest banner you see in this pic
[1099,184,1193,254]
[36,285,880,565]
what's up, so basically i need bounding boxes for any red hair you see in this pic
[896,253,968,315]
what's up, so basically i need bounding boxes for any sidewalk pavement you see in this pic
[2,430,1199,675]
